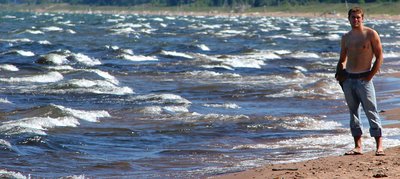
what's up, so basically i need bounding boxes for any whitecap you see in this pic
[120,49,134,55]
[186,70,241,78]
[52,104,111,122]
[37,53,69,65]
[139,106,163,115]
[219,57,265,69]
[293,66,308,72]
[38,40,51,45]
[203,103,241,109]
[274,116,342,130]
[86,69,119,85]
[260,52,281,59]
[162,106,189,115]
[0,169,27,179]
[265,79,343,100]
[0,71,63,83]
[60,174,87,179]
[160,50,194,59]
[133,94,191,105]
[327,34,341,41]
[0,98,12,104]
[290,32,312,37]
[268,35,289,39]
[288,52,320,59]
[69,53,101,66]
[15,50,35,57]
[199,24,222,29]
[58,20,75,26]
[197,44,210,51]
[219,29,246,35]
[384,51,400,58]
[113,23,145,29]
[193,113,250,122]
[0,64,19,71]
[3,15,16,19]
[273,50,291,55]
[0,116,80,135]
[0,38,32,43]
[41,26,63,32]
[25,29,44,34]
[152,17,164,22]
[233,144,270,150]
[0,139,12,149]
[66,29,76,34]
[57,79,134,95]
[110,27,136,35]
[201,65,235,71]
[46,65,74,71]
[160,23,167,28]
[118,54,158,62]
[105,45,120,51]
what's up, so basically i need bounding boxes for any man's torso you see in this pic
[345,28,374,73]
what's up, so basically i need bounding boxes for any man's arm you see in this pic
[364,29,383,81]
[336,35,347,82]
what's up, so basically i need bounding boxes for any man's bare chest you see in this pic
[346,35,371,51]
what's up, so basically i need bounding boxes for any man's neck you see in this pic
[352,25,364,32]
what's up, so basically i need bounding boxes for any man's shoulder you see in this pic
[342,31,351,38]
[364,26,378,34]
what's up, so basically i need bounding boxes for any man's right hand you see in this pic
[335,70,347,82]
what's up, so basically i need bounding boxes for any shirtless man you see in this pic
[335,7,384,156]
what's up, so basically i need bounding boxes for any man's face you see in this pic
[349,12,363,28]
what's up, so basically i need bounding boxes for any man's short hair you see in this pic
[348,7,364,18]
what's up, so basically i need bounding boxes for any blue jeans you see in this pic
[342,78,382,137]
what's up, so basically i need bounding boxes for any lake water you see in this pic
[1,11,400,178]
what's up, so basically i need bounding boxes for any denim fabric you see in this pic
[342,78,382,137]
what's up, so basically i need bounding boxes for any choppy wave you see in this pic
[51,79,134,95]
[132,93,191,106]
[0,71,63,83]
[0,169,27,179]
[0,64,19,71]
[0,104,110,135]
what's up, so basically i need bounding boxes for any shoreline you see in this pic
[210,145,400,179]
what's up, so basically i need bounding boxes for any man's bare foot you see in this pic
[375,150,385,156]
[344,149,363,155]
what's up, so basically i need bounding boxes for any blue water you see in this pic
[1,12,400,178]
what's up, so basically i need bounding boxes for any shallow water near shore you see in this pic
[1,12,400,178]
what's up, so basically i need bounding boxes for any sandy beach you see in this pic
[211,145,400,179]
